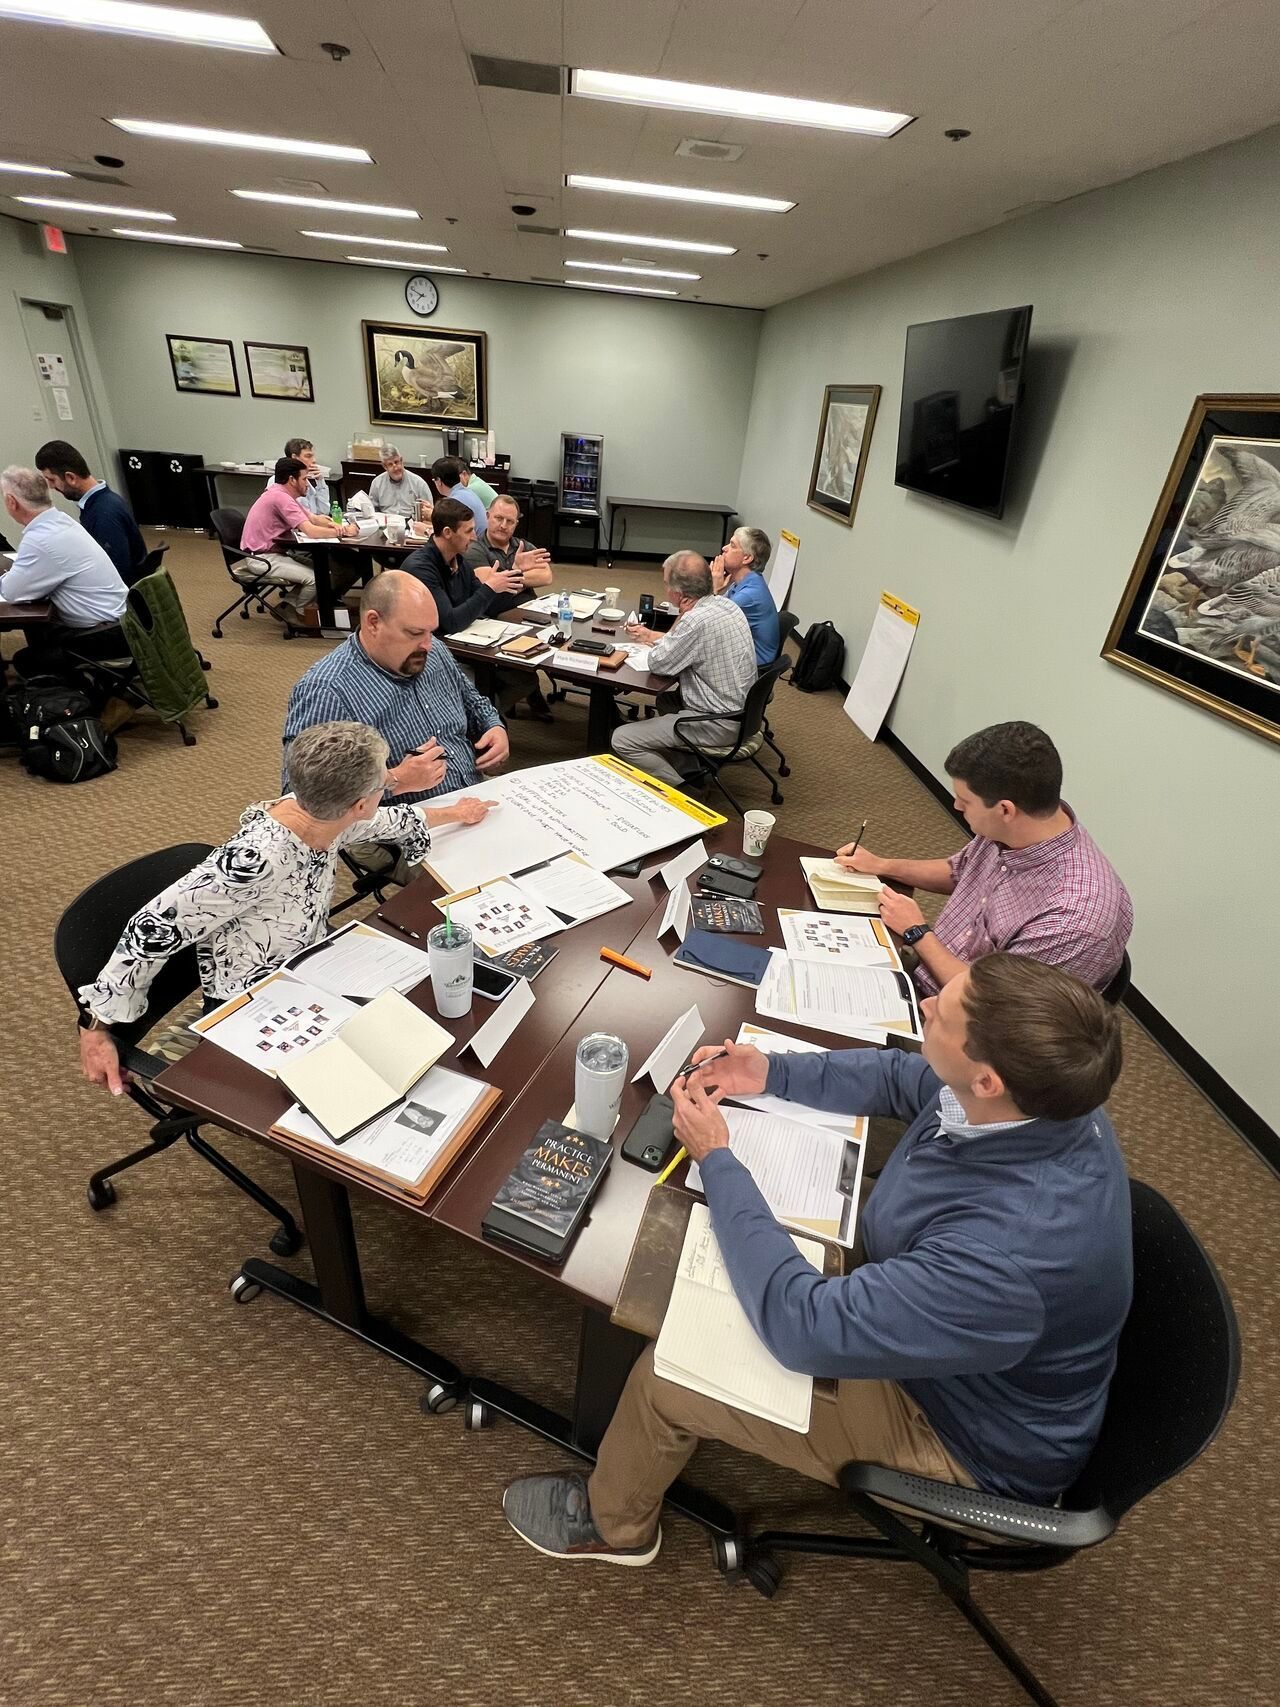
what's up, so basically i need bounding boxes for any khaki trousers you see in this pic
[588,1344,974,1549]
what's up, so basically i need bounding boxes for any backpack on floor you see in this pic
[7,674,118,783]
[790,621,846,693]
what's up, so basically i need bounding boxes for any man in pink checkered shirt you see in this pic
[839,722,1133,997]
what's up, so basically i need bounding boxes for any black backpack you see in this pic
[790,621,846,693]
[7,674,118,783]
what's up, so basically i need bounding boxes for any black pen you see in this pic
[847,818,868,861]
[377,914,422,941]
[674,1048,730,1084]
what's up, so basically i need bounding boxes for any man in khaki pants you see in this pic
[502,955,1132,1565]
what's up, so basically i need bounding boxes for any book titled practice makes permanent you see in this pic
[481,1118,613,1262]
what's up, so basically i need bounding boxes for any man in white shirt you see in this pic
[1,464,128,673]
[369,446,433,520]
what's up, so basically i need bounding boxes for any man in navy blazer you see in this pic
[36,440,146,583]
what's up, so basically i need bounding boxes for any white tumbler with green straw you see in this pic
[428,909,474,1018]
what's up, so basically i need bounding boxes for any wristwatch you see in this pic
[77,1011,109,1031]
[901,923,933,948]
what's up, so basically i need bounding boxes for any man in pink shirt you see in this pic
[239,456,360,625]
[839,721,1133,995]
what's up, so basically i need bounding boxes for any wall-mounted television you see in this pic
[894,305,1033,519]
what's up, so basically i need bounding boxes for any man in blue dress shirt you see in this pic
[2,464,128,673]
[429,456,487,542]
[501,953,1132,1566]
[35,440,146,582]
[712,525,780,665]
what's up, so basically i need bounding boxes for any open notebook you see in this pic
[799,857,884,916]
[275,988,453,1143]
[655,1202,822,1433]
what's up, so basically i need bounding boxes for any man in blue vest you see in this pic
[36,440,147,583]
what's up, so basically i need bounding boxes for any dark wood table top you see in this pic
[0,599,53,626]
[606,496,738,518]
[448,608,673,698]
[289,534,421,556]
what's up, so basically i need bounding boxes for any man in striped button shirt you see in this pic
[838,721,1133,995]
[283,572,508,877]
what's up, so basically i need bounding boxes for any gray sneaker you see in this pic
[502,1472,661,1566]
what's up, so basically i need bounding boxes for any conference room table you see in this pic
[0,599,52,630]
[152,821,870,1540]
[288,533,417,629]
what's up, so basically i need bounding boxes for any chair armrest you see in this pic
[839,1463,1114,1549]
[672,708,746,756]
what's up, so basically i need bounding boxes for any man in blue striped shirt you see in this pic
[283,571,508,822]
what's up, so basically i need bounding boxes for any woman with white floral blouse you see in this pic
[77,720,494,1095]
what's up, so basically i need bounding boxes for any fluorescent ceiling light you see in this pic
[233,189,417,219]
[112,226,242,247]
[0,2,276,52]
[566,280,679,298]
[565,259,699,281]
[565,227,735,256]
[111,118,370,163]
[346,255,466,273]
[569,69,913,138]
[567,173,793,213]
[14,194,174,219]
[0,160,71,177]
[301,229,447,252]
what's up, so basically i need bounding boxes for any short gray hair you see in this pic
[665,550,711,601]
[488,492,520,516]
[1,465,52,510]
[287,721,389,820]
[732,525,771,568]
[380,444,402,463]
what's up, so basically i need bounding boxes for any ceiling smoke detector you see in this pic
[676,138,745,162]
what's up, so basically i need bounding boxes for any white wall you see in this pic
[69,237,760,554]
[737,124,1280,1130]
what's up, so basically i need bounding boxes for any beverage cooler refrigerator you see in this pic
[555,432,602,564]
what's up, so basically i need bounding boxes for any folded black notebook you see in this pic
[672,929,772,989]
[481,1119,613,1263]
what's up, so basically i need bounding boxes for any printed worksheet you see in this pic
[778,909,901,970]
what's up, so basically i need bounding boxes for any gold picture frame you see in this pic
[1102,394,1280,748]
[806,383,881,527]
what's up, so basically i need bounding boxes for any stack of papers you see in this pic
[438,852,631,954]
[756,949,923,1045]
[568,592,603,618]
[519,593,561,616]
[778,909,901,970]
[687,1103,865,1247]
[191,972,359,1073]
[283,919,433,999]
[799,857,884,915]
[731,1021,868,1137]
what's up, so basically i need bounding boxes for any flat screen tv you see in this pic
[894,305,1033,518]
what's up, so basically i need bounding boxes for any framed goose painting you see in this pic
[361,320,488,430]
[1103,394,1280,747]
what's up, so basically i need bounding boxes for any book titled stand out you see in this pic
[482,1119,613,1263]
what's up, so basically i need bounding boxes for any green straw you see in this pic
[445,904,454,945]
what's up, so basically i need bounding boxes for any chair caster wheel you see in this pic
[86,1178,117,1211]
[212,627,223,639]
[778,764,791,778]
[463,1398,492,1431]
[268,1224,304,1257]
[282,629,296,639]
[229,1274,262,1304]
[205,696,220,710]
[712,1534,744,1579]
[421,1381,460,1415]
[240,608,251,620]
[181,731,196,746]
[745,1554,782,1598]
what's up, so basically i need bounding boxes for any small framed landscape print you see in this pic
[245,341,314,402]
[807,383,881,526]
[166,335,239,396]
[362,320,487,430]
[1103,394,1280,748]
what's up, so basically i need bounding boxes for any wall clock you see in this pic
[405,274,439,317]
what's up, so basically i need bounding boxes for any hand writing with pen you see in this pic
[668,1040,769,1162]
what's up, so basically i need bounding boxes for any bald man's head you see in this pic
[359,570,438,677]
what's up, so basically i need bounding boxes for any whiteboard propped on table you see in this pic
[765,528,800,608]
[843,591,921,741]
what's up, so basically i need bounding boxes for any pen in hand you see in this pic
[674,1049,729,1084]
[847,818,868,861]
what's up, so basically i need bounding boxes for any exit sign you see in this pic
[41,224,66,254]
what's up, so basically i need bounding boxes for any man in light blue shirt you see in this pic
[2,464,128,671]
[430,455,486,541]
[713,525,780,665]
[284,438,333,517]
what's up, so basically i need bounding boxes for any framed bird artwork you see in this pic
[1103,394,1280,747]
[361,320,488,430]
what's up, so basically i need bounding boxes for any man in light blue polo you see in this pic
[1,464,128,673]
[430,456,487,542]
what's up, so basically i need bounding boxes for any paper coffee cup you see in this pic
[743,810,776,858]
[604,585,621,605]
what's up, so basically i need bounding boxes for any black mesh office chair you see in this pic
[55,843,303,1254]
[671,656,790,815]
[719,1179,1240,1707]
[122,539,167,588]
[1101,949,1131,1007]
[761,609,800,777]
[209,506,294,638]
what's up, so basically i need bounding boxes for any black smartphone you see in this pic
[638,592,655,620]
[621,1093,676,1171]
[473,961,519,1001]
[706,853,762,881]
[697,868,758,900]
[569,637,610,655]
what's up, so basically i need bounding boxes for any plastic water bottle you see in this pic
[330,500,343,525]
[557,591,573,639]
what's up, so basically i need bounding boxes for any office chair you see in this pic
[123,539,167,589]
[329,846,398,918]
[671,655,790,815]
[718,1179,1239,1707]
[761,609,800,777]
[55,843,303,1255]
[1101,949,1131,1007]
[209,507,294,638]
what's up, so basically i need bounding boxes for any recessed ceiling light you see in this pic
[13,194,174,219]
[0,160,71,177]
[565,259,699,281]
[111,119,371,163]
[232,189,417,219]
[300,229,447,251]
[112,226,243,247]
[569,69,913,138]
[565,280,679,298]
[566,173,793,213]
[0,1,276,52]
[346,255,466,272]
[565,227,735,256]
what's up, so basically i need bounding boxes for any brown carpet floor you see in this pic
[1,533,1275,1707]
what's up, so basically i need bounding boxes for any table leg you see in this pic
[310,543,337,628]
[233,1161,463,1395]
[606,506,616,568]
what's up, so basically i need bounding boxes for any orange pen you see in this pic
[600,947,652,980]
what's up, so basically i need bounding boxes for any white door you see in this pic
[19,299,110,512]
